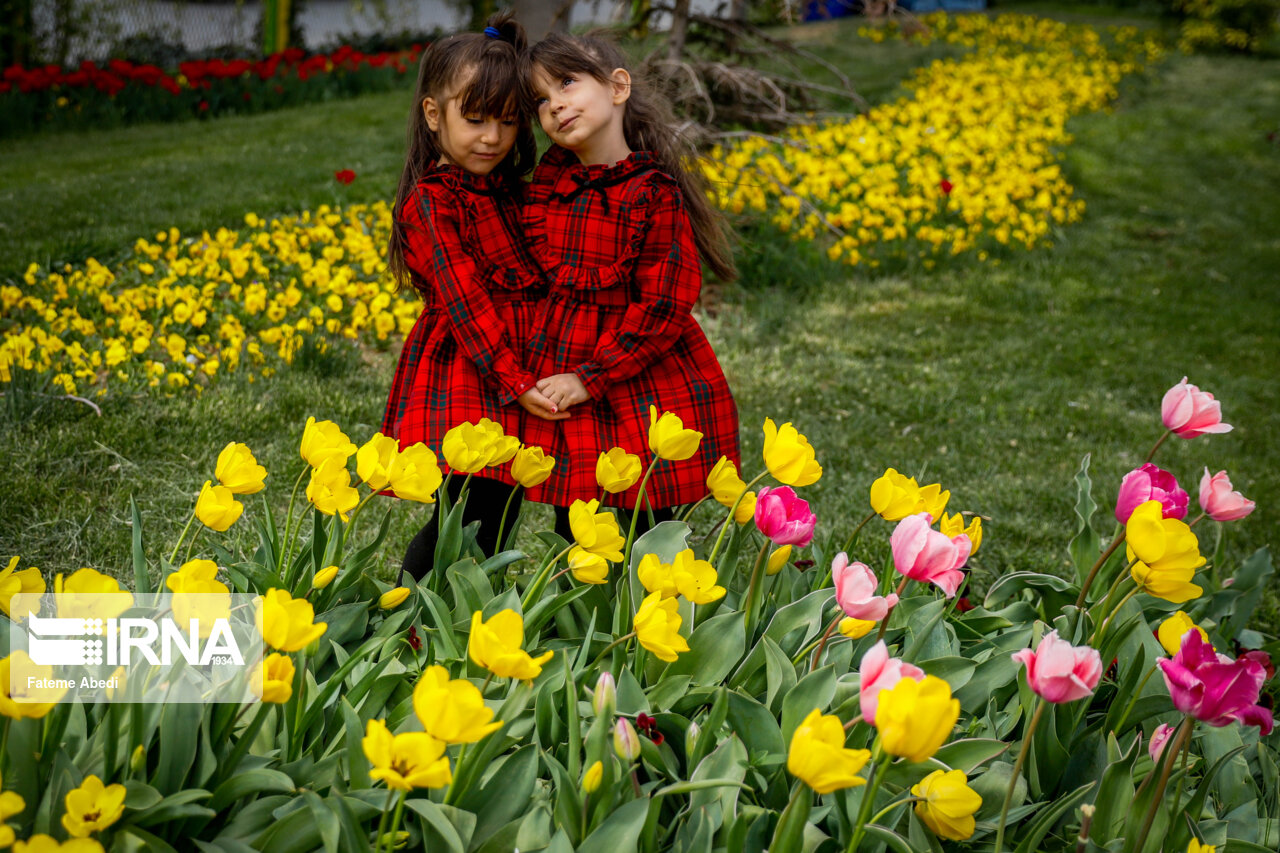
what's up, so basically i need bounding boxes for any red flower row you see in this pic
[1,43,425,96]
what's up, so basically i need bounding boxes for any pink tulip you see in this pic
[889,512,970,598]
[1148,723,1175,761]
[1011,630,1102,704]
[1158,631,1273,734]
[859,640,924,724]
[1115,463,1188,523]
[1161,377,1232,439]
[832,553,898,621]
[1198,469,1256,522]
[754,486,816,548]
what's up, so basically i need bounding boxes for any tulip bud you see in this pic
[592,673,616,717]
[614,718,641,762]
[766,544,792,575]
[312,565,339,589]
[130,745,146,774]
[582,760,603,794]
[686,721,700,753]
[379,587,410,609]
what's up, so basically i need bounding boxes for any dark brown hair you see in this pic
[388,12,537,290]
[527,33,737,282]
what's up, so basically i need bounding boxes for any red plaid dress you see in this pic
[520,146,741,509]
[382,165,546,485]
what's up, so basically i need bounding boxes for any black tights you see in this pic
[399,482,675,582]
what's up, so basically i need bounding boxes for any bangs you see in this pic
[528,34,615,88]
[455,57,523,119]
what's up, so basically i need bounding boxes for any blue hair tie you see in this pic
[484,26,501,40]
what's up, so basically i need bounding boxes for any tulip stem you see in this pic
[1075,527,1126,609]
[841,511,877,557]
[495,485,522,552]
[1111,664,1158,734]
[1144,429,1172,465]
[167,505,198,567]
[742,541,771,637]
[869,796,919,827]
[680,494,711,523]
[590,632,636,668]
[1095,587,1140,645]
[383,790,407,853]
[374,787,394,852]
[278,463,311,582]
[444,742,468,806]
[810,612,843,673]
[842,714,864,731]
[289,650,308,762]
[623,457,662,572]
[847,746,889,853]
[0,718,9,779]
[184,527,201,564]
[873,577,911,643]
[708,471,768,565]
[995,698,1046,853]
[520,544,574,611]
[1128,716,1192,853]
[1188,511,1205,529]
[338,487,380,555]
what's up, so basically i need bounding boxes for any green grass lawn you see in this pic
[2,7,1277,631]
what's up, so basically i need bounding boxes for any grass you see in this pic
[2,7,1278,632]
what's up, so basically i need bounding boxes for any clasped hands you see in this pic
[517,373,589,421]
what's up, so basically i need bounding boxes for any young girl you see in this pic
[384,13,565,581]
[519,32,742,527]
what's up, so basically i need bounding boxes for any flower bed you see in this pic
[0,378,1273,850]
[706,13,1165,267]
[0,44,423,138]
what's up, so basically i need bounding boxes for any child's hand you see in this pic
[518,387,570,421]
[536,374,590,410]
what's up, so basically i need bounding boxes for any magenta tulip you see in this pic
[1198,469,1256,522]
[1158,631,1273,734]
[1115,463,1188,523]
[1011,630,1102,704]
[753,486,817,548]
[832,553,898,621]
[1148,723,1175,761]
[858,640,924,724]
[889,512,970,598]
[1161,377,1232,439]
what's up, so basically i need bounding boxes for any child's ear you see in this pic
[609,68,632,105]
[422,97,441,132]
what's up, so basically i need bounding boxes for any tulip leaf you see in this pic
[154,702,201,793]
[729,591,828,689]
[780,665,836,745]
[762,636,797,712]
[665,611,747,686]
[130,496,151,594]
[1200,727,1255,812]
[577,797,651,853]
[862,823,914,853]
[465,746,538,849]
[933,738,1009,773]
[480,549,525,576]
[419,588,461,660]
[523,583,593,640]
[339,699,369,791]
[115,826,181,853]
[767,784,812,853]
[646,674,692,711]
[1088,731,1141,844]
[984,572,1077,608]
[902,598,949,662]
[1011,781,1094,853]
[1217,547,1275,642]
[1223,841,1279,853]
[725,691,785,760]
[342,507,394,575]
[1067,454,1101,587]
[688,735,749,832]
[919,656,977,692]
[446,558,492,621]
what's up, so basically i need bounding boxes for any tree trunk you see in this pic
[667,0,691,62]
[512,0,572,42]
[0,0,34,66]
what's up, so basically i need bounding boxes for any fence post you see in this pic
[262,0,291,55]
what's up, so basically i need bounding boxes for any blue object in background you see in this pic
[801,0,860,22]
[897,0,988,10]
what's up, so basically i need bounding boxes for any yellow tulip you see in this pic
[387,442,442,503]
[917,483,951,522]
[734,491,757,525]
[1157,611,1210,655]
[938,512,982,555]
[511,445,555,488]
[300,417,356,468]
[0,555,45,621]
[582,760,604,794]
[215,441,267,494]
[568,547,610,585]
[706,456,747,506]
[195,479,244,531]
[61,775,126,837]
[412,665,503,744]
[1188,840,1216,853]
[0,791,24,822]
[252,653,295,703]
[306,457,359,522]
[379,587,411,609]
[13,837,104,853]
[356,432,399,491]
[1126,501,1205,603]
[637,553,679,599]
[54,568,133,620]
[839,617,876,639]
[474,418,519,467]
[596,448,642,493]
[648,406,702,461]
[0,651,67,719]
[767,545,792,576]
[442,422,499,474]
[633,591,690,663]
[256,588,327,652]
[876,675,959,762]
[362,719,452,791]
[166,558,219,592]
[171,574,231,639]
[912,769,982,840]
[671,549,726,604]
[568,499,625,562]
[762,418,822,487]
[312,565,339,589]
[469,609,554,681]
[787,708,871,793]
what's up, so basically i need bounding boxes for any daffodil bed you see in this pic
[0,376,1275,852]
[706,13,1165,266]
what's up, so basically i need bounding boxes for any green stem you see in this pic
[708,470,769,564]
[289,650,308,761]
[339,487,379,553]
[809,612,843,673]
[279,462,312,583]
[679,493,711,522]
[590,632,637,668]
[374,787,395,852]
[167,505,199,566]
[520,544,574,611]
[1094,586,1140,646]
[0,717,9,779]
[873,576,911,643]
[1144,429,1171,464]
[1129,717,1193,853]
[1075,526,1126,609]
[742,540,771,635]
[383,790,407,853]
[1167,727,1193,820]
[995,698,1047,853]
[444,742,469,806]
[1188,511,1206,529]
[1111,664,1158,734]
[623,457,661,571]
[847,746,889,853]
[841,511,877,557]
[495,485,522,551]
[869,796,918,828]
[183,526,201,563]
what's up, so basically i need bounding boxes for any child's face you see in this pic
[530,65,631,165]
[423,83,518,176]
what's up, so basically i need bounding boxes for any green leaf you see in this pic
[301,790,341,853]
[646,674,692,712]
[780,666,836,745]
[762,636,797,713]
[154,703,201,793]
[116,826,181,853]
[863,823,914,853]
[1012,782,1094,853]
[1067,454,1100,587]
[1089,732,1142,844]
[687,734,749,834]
[919,656,977,692]
[405,798,467,853]
[130,496,151,594]
[420,588,461,660]
[664,611,747,686]
[932,739,1009,773]
[768,786,812,853]
[984,572,1077,608]
[576,798,650,853]
[1219,547,1274,641]
[207,769,295,813]
[725,691,785,760]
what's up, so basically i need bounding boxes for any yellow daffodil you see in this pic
[61,775,126,837]
[379,587,410,609]
[582,760,604,794]
[1126,500,1205,603]
[938,511,982,555]
[1157,611,1210,656]
[195,479,244,531]
[214,441,267,494]
[387,442,442,503]
[256,588,326,652]
[0,555,45,621]
[511,445,555,488]
[568,547,609,585]
[633,591,690,663]
[468,609,553,681]
[787,708,871,793]
[648,406,702,461]
[306,456,359,522]
[912,769,982,840]
[875,674,959,762]
[767,545,792,576]
[362,719,451,791]
[706,456,747,506]
[762,418,822,487]
[568,499,625,562]
[0,651,67,719]
[300,417,356,468]
[355,432,398,491]
[597,448,642,493]
[412,665,503,744]
[252,653,295,703]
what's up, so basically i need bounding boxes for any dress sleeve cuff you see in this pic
[573,363,609,400]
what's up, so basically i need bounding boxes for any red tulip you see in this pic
[1159,631,1273,734]
[753,486,816,548]
[334,169,356,185]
